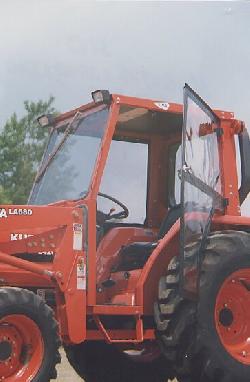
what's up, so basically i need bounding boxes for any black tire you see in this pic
[156,231,250,382]
[65,340,173,382]
[154,256,196,370]
[0,287,61,381]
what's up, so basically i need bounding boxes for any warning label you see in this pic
[77,256,86,290]
[73,223,83,251]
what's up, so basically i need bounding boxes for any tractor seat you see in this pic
[113,204,181,272]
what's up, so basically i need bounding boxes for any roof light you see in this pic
[37,114,55,127]
[91,90,111,105]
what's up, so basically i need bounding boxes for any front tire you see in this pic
[0,287,61,381]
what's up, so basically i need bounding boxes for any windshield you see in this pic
[29,106,109,205]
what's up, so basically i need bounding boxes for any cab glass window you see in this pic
[98,139,148,224]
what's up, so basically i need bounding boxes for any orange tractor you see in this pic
[0,85,250,382]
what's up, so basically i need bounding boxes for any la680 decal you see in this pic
[0,208,33,218]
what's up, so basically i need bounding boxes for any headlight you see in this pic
[37,114,55,127]
[91,90,111,105]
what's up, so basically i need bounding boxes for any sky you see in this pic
[1,1,250,126]
[1,0,250,213]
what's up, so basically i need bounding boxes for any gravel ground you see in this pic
[55,350,83,381]
[55,350,177,382]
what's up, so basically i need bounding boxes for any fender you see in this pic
[136,220,180,313]
[136,214,250,315]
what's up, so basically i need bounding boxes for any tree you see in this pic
[0,97,56,204]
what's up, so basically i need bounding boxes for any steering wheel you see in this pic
[98,192,129,220]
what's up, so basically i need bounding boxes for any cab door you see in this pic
[180,84,225,298]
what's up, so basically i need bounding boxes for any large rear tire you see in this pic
[154,255,196,373]
[155,231,250,382]
[0,287,61,381]
[65,340,173,382]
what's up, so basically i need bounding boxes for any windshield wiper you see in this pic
[34,111,83,184]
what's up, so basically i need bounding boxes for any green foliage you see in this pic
[0,97,56,204]
[0,186,11,204]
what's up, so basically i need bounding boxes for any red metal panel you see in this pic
[90,305,143,315]
[219,120,241,216]
[86,329,155,341]
[85,103,120,306]
[136,221,180,313]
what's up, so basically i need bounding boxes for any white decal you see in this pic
[0,209,7,218]
[154,102,170,111]
[73,223,83,251]
[77,256,86,290]
[10,233,33,241]
[38,251,54,256]
[8,208,33,216]
[0,208,33,218]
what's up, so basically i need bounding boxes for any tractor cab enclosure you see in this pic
[29,92,185,304]
[1,88,250,382]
